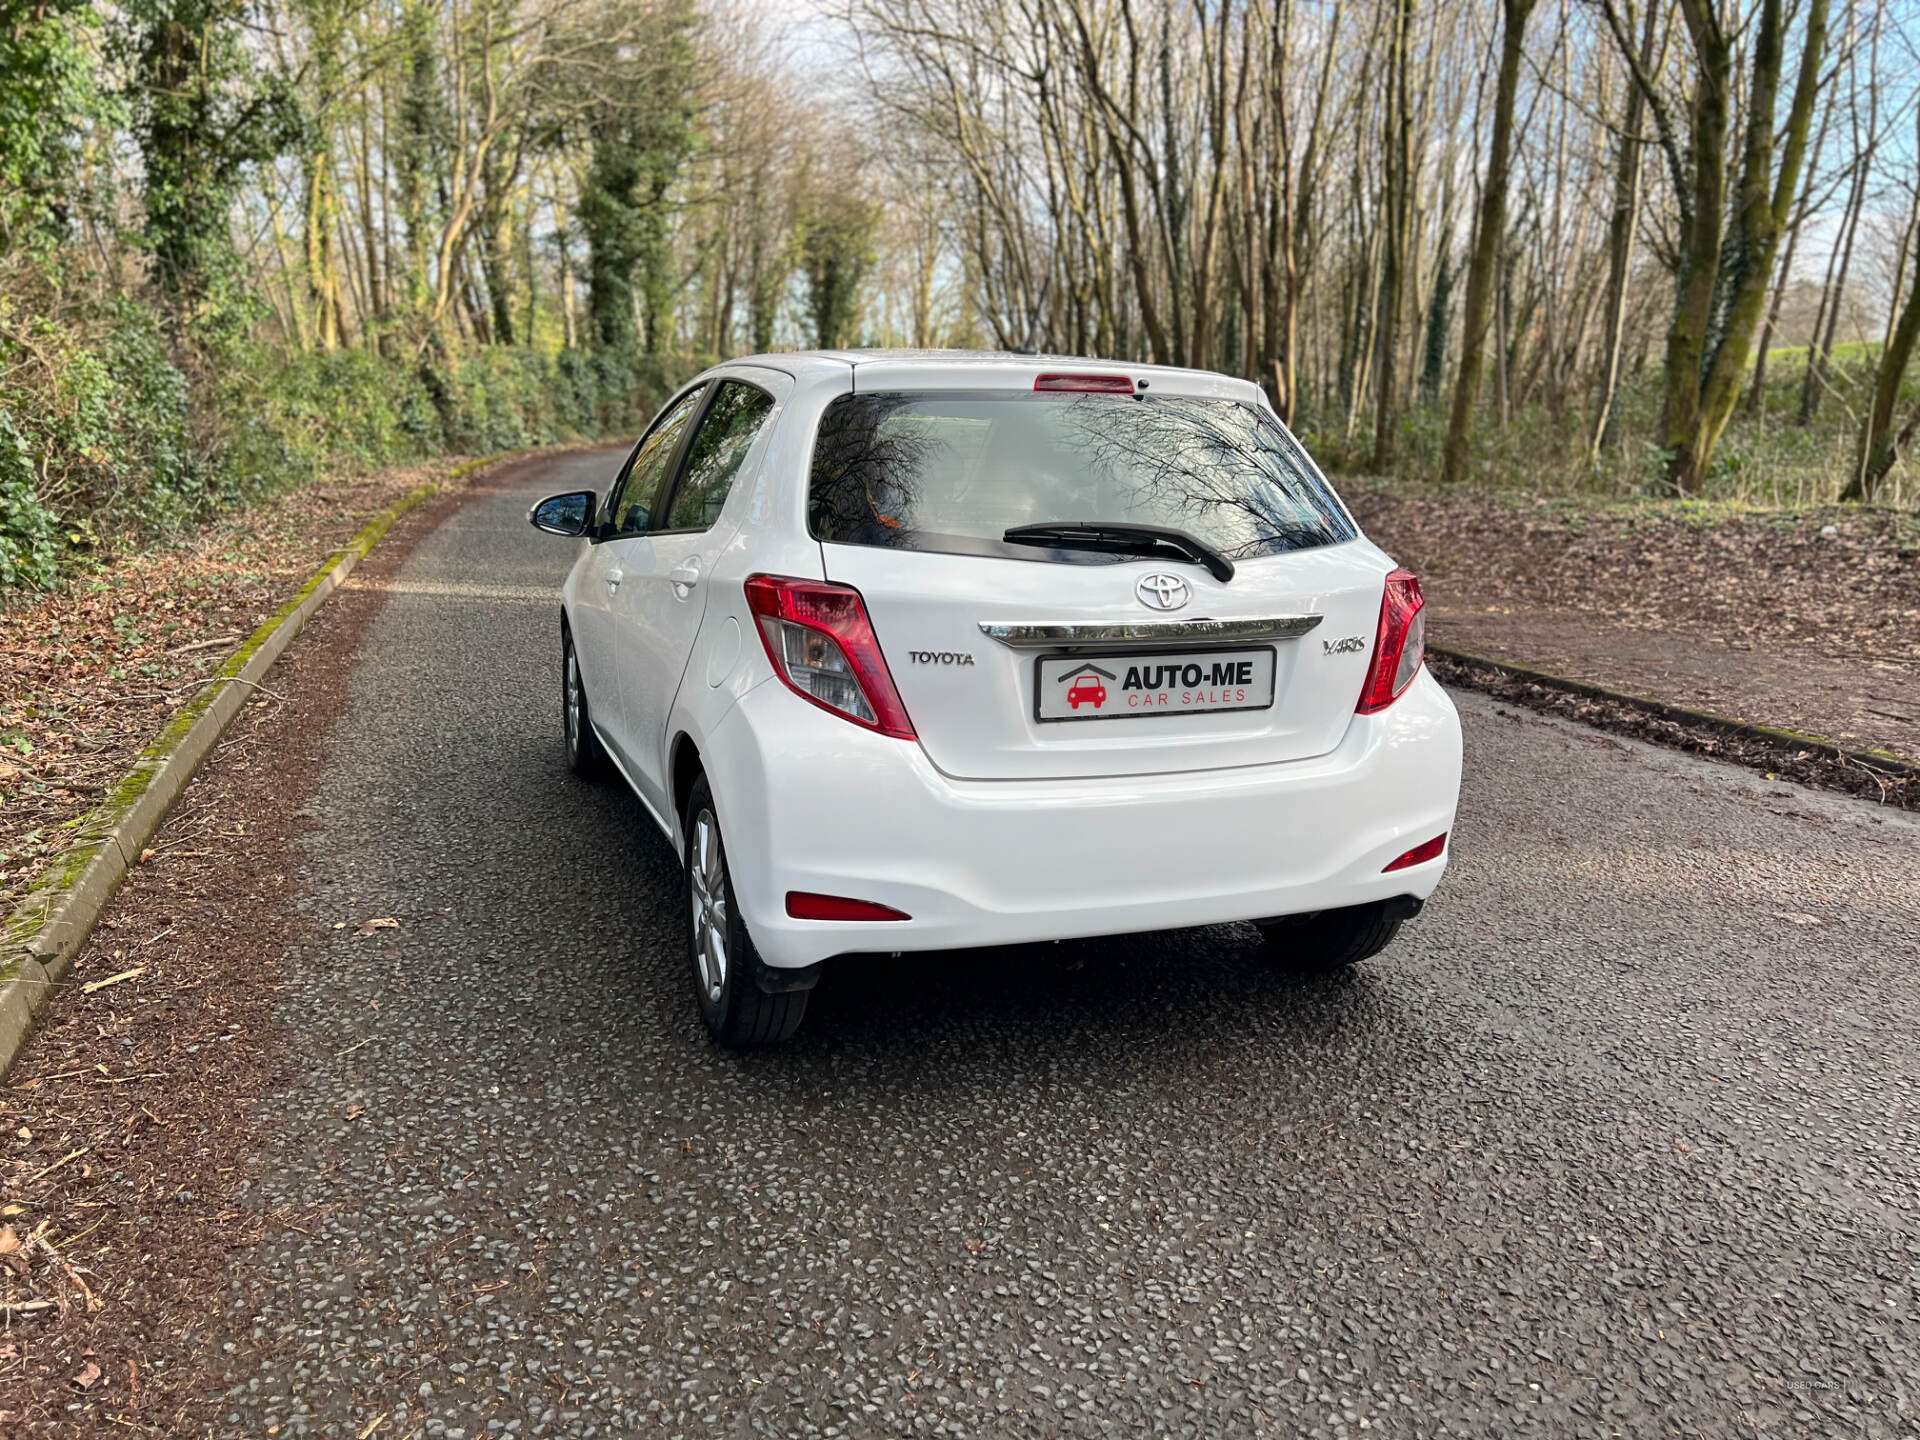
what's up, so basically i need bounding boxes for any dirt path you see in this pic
[1348,484,1920,761]
[1428,602,1919,760]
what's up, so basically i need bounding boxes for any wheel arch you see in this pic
[670,730,705,830]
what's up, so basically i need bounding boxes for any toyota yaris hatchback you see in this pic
[529,351,1462,1045]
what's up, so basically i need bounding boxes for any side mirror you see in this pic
[529,490,596,537]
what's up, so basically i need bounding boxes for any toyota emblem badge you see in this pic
[1135,573,1191,611]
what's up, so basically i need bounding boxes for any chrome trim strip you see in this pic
[978,616,1323,649]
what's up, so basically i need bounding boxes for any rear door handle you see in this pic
[668,559,702,596]
[605,568,623,593]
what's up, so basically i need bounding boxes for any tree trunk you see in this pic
[1370,0,1416,472]
[1656,3,1730,493]
[1845,145,1920,501]
[1589,0,1654,458]
[1745,77,1834,416]
[356,85,384,334]
[1419,247,1451,403]
[305,161,343,350]
[1802,182,1862,425]
[1844,257,1920,501]
[1744,232,1796,418]
[1441,0,1533,485]
[482,153,517,347]
[1667,0,1829,494]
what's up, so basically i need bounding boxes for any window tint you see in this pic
[610,386,705,535]
[808,391,1357,563]
[667,382,775,530]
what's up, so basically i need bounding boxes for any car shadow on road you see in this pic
[805,931,1404,1063]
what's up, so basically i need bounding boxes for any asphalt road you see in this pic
[209,448,1920,1439]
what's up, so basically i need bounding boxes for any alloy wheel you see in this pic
[689,807,729,1003]
[564,643,583,756]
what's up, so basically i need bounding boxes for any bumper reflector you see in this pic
[1383,832,1448,872]
[786,891,912,922]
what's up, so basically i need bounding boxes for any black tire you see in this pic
[683,776,808,1046]
[1256,901,1403,978]
[562,624,610,779]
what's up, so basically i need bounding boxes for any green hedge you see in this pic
[0,284,681,596]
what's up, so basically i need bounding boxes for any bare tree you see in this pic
[1442,0,1535,485]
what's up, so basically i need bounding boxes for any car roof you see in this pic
[713,349,1266,404]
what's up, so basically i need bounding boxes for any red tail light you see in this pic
[1034,373,1134,393]
[1383,832,1447,872]
[786,891,912,922]
[744,575,916,739]
[1356,568,1426,714]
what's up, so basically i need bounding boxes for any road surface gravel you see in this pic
[207,450,1920,1438]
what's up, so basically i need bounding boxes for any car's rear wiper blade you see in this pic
[1001,521,1236,583]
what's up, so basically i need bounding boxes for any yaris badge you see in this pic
[1135,573,1190,611]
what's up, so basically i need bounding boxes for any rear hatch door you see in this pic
[807,367,1389,782]
[823,542,1390,781]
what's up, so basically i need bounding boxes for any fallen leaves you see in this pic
[354,917,400,938]
[1349,486,1920,655]
[71,1359,100,1390]
[0,539,432,1430]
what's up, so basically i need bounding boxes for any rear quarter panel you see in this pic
[662,363,850,842]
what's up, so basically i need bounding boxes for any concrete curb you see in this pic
[0,449,526,1082]
[1430,642,1920,779]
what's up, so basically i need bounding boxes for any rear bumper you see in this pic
[707,669,1463,969]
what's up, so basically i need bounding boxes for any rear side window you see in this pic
[808,391,1356,563]
[667,381,775,530]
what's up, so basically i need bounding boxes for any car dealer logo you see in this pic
[1135,572,1190,611]
[1059,662,1115,711]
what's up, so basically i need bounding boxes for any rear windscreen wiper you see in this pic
[1002,521,1236,583]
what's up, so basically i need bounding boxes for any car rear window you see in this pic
[808,390,1357,563]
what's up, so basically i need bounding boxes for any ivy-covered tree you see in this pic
[0,0,106,253]
[120,0,294,318]
[800,187,878,350]
[576,0,697,354]
[391,0,450,321]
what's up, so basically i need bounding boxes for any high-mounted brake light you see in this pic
[1383,832,1447,872]
[786,891,912,922]
[1033,373,1135,393]
[1355,568,1426,714]
[744,575,916,739]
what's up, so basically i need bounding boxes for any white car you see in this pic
[530,351,1461,1045]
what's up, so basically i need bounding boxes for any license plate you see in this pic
[1034,647,1276,722]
